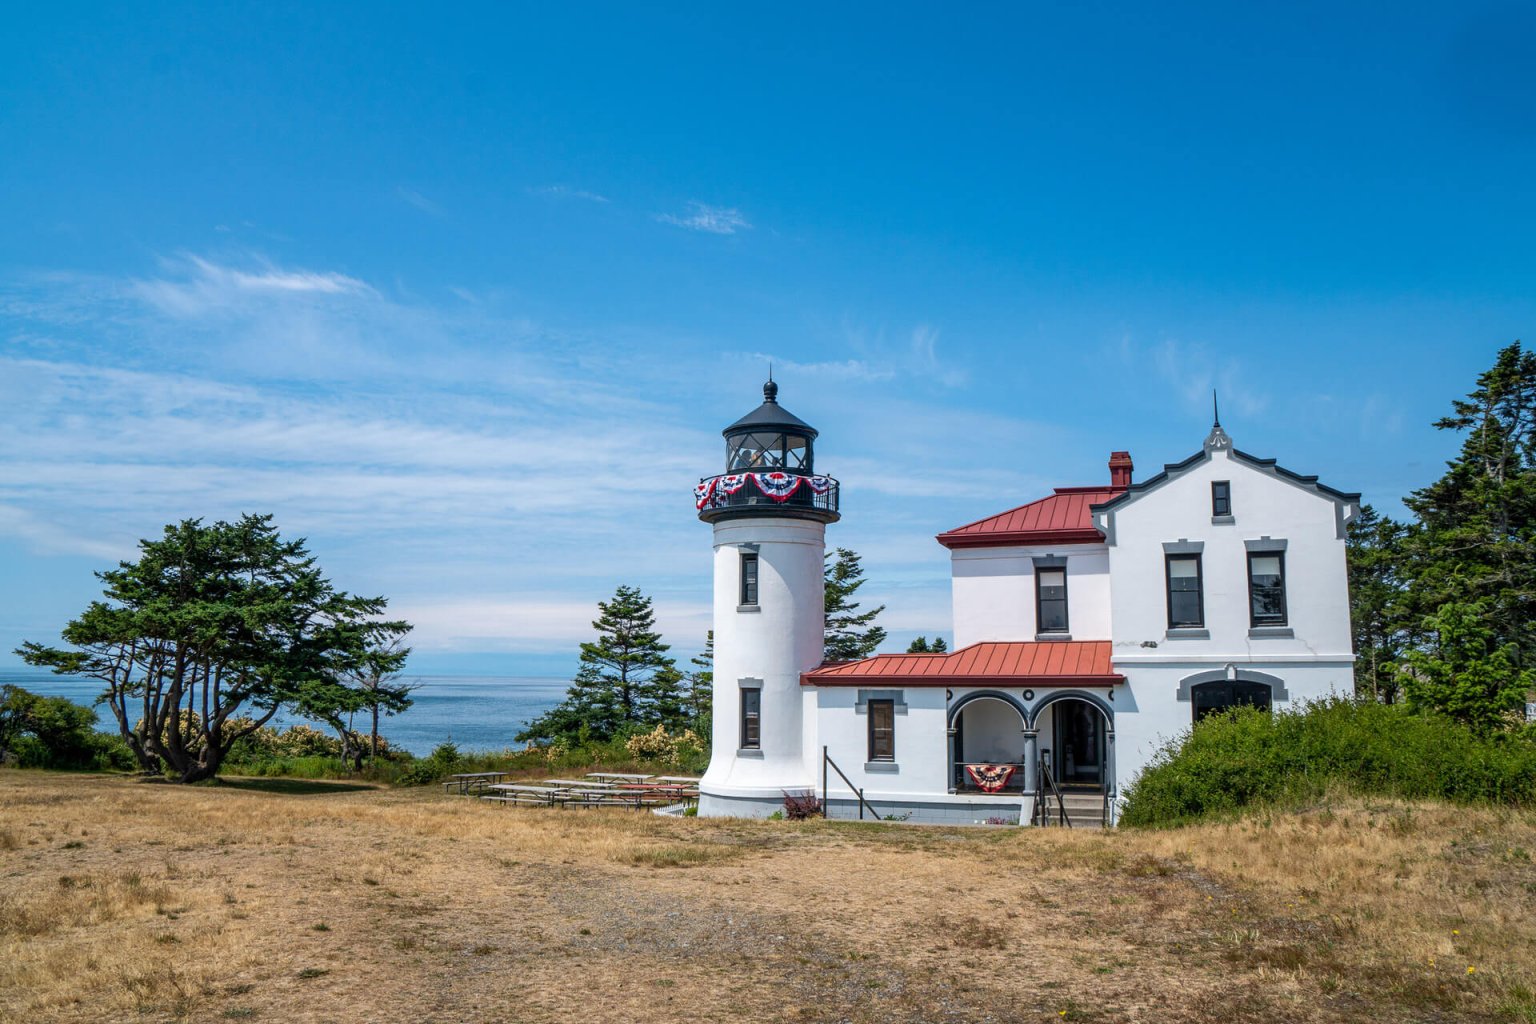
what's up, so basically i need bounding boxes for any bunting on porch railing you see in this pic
[965,763,1015,793]
[696,472,835,509]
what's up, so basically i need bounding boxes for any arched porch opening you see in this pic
[947,692,1028,793]
[1031,692,1114,795]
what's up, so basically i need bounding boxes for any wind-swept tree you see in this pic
[18,515,412,782]
[292,637,414,770]
[824,547,887,661]
[516,585,681,744]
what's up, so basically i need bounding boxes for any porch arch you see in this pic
[946,688,1028,727]
[1025,689,1114,731]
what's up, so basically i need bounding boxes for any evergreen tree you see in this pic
[516,585,680,743]
[17,515,411,782]
[907,636,930,653]
[685,631,714,735]
[824,547,887,661]
[1402,597,1534,732]
[1403,341,1536,653]
[1383,341,1536,728]
[1346,505,1412,702]
[932,637,948,652]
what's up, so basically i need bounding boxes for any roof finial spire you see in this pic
[1204,390,1232,452]
[763,366,778,404]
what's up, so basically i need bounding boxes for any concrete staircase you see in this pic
[1038,787,1106,828]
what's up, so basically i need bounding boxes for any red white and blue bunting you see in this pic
[695,473,836,509]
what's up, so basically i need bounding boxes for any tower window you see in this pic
[867,699,895,762]
[739,552,759,607]
[1212,481,1231,518]
[1166,554,1204,628]
[1036,568,1069,634]
[1248,552,1287,626]
[740,687,761,750]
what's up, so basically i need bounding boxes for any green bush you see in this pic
[0,686,136,771]
[1119,696,1536,827]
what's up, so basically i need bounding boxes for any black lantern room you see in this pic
[695,380,840,524]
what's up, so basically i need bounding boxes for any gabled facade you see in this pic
[694,387,1360,826]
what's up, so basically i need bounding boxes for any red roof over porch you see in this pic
[801,641,1124,687]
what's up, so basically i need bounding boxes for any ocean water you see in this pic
[0,669,569,757]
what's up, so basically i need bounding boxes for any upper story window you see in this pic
[867,699,895,762]
[740,687,761,749]
[1036,568,1069,634]
[1166,554,1204,628]
[740,552,759,607]
[1212,481,1232,518]
[1247,552,1287,626]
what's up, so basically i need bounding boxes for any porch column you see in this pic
[1104,727,1117,826]
[946,726,957,794]
[1020,728,1039,826]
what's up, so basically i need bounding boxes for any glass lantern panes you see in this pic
[726,432,812,472]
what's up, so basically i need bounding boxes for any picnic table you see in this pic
[652,776,702,784]
[586,772,654,782]
[545,778,612,787]
[443,771,509,795]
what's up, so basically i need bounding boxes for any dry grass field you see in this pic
[1,772,1533,1023]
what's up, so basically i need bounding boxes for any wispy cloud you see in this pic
[128,255,372,319]
[657,202,751,235]
[395,186,443,215]
[530,184,610,203]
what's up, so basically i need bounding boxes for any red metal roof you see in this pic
[935,487,1121,549]
[801,641,1123,687]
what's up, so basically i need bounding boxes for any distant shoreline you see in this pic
[0,669,569,757]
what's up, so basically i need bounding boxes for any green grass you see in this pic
[1120,696,1536,827]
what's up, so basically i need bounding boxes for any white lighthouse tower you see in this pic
[694,379,839,818]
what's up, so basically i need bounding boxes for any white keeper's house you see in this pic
[693,380,1360,825]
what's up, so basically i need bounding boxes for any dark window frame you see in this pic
[1211,480,1231,517]
[739,552,759,607]
[1035,566,1069,634]
[1246,550,1288,626]
[1165,553,1205,628]
[867,699,895,762]
[740,687,761,749]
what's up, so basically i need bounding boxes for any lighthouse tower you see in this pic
[694,380,839,818]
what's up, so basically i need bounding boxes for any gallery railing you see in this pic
[695,473,839,517]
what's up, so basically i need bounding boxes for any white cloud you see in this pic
[657,202,751,235]
[530,184,610,203]
[128,255,372,319]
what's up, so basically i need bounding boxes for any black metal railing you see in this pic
[822,746,884,821]
[1035,758,1071,828]
[695,473,839,518]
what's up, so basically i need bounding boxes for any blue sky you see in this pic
[3,3,1533,675]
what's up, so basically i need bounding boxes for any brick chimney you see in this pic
[1109,451,1133,489]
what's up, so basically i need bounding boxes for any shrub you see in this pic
[1119,696,1536,827]
[623,724,708,771]
[782,790,822,820]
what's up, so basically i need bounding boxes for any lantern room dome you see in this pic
[722,379,819,439]
[695,379,839,524]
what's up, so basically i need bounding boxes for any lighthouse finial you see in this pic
[763,367,778,404]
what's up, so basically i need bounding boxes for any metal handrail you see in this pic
[1037,757,1071,828]
[822,745,883,821]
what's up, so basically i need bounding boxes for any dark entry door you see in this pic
[1055,702,1102,785]
[1191,680,1272,722]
